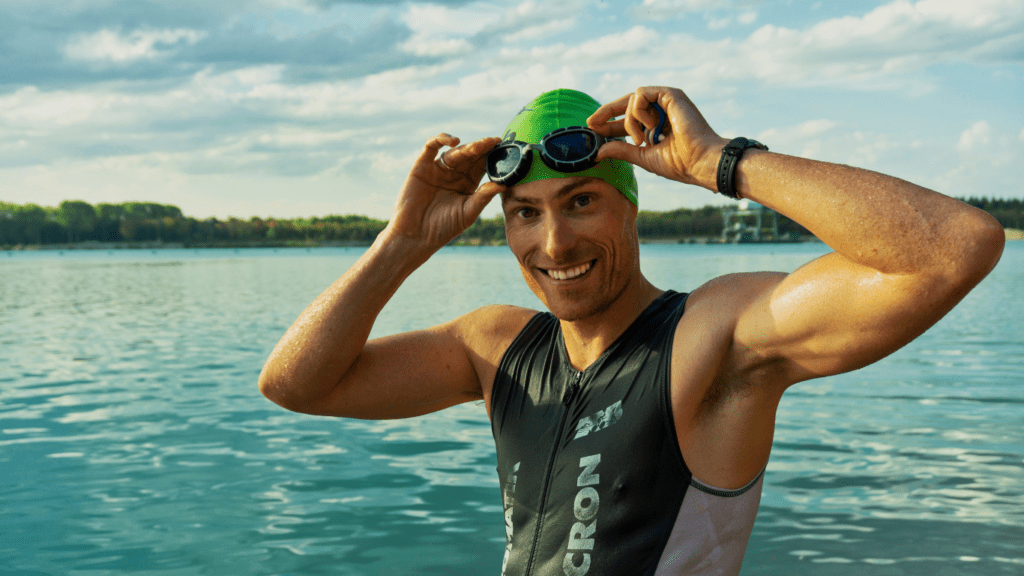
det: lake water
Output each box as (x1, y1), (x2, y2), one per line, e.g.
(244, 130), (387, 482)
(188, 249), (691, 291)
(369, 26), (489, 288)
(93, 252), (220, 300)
(1, 243), (1021, 575)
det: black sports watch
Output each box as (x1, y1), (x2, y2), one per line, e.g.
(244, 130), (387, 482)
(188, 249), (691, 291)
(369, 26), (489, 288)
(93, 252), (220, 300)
(716, 137), (768, 200)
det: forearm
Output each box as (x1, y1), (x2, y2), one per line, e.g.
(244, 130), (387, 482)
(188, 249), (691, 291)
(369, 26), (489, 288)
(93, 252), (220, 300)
(258, 227), (433, 411)
(711, 148), (1003, 276)
(589, 86), (1001, 276)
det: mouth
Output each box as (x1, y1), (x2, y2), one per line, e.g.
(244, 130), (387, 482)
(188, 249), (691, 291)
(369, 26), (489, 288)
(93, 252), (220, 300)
(541, 260), (595, 281)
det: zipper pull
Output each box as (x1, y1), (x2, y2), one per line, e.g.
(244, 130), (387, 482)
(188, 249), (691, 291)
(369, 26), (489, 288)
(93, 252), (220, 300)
(562, 373), (582, 406)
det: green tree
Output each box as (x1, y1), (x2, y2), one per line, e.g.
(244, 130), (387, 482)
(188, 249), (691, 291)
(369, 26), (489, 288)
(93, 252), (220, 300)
(0, 202), (17, 245)
(95, 203), (126, 241)
(16, 204), (48, 245)
(56, 200), (97, 243)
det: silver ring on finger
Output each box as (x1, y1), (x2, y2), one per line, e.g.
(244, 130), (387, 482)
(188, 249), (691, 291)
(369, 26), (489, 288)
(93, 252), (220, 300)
(437, 152), (454, 171)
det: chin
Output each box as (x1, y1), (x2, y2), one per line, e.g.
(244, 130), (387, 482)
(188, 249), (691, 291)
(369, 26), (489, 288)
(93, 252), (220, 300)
(525, 276), (627, 323)
(546, 299), (607, 322)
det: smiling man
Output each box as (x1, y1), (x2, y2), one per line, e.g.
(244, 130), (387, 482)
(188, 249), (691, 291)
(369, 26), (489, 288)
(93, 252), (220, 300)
(259, 87), (1004, 575)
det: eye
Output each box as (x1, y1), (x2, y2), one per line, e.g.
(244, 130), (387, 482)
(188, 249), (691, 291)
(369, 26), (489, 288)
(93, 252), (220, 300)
(515, 207), (536, 219)
(574, 194), (592, 208)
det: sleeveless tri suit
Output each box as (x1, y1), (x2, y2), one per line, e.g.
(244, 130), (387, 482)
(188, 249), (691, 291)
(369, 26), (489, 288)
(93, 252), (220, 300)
(491, 291), (764, 576)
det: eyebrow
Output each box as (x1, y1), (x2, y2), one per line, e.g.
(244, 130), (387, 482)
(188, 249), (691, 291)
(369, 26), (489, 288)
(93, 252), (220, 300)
(503, 177), (599, 206)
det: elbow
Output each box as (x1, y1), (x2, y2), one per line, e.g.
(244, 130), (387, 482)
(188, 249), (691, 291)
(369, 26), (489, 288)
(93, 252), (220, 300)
(963, 209), (1004, 279)
(944, 208), (1004, 288)
(258, 359), (341, 415)
(258, 362), (307, 413)
(258, 364), (287, 408)
(257, 366), (276, 402)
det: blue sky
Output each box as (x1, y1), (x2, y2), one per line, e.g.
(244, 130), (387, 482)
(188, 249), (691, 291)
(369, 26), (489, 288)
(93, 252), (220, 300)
(1, 0), (1021, 220)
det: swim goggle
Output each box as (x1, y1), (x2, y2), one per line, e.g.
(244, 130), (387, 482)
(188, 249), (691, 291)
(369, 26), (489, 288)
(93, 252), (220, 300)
(486, 126), (622, 186)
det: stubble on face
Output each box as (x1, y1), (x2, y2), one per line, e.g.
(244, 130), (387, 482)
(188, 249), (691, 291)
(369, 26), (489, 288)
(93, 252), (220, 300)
(504, 178), (642, 323)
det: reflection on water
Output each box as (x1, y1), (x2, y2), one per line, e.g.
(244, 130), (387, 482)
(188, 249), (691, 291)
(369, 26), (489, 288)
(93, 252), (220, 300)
(1, 244), (1022, 574)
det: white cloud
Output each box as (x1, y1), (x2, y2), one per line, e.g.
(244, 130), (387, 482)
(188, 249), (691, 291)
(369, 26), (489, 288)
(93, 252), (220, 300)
(934, 125), (1024, 197)
(63, 28), (205, 64)
(958, 121), (992, 151)
(844, 130), (906, 167)
(397, 3), (500, 57)
(485, 0), (584, 43)
(634, 0), (718, 18)
(758, 119), (837, 140)
(0, 86), (130, 126)
(502, 18), (576, 43)
(400, 37), (474, 57)
(564, 26), (655, 60)
(708, 10), (757, 30)
(5, 0), (1022, 219)
(755, 119), (839, 160)
(707, 16), (730, 31)
(737, 11), (757, 25)
(675, 0), (1024, 89)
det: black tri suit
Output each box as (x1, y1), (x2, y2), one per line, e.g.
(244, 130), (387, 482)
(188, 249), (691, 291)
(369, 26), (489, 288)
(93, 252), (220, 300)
(491, 290), (763, 576)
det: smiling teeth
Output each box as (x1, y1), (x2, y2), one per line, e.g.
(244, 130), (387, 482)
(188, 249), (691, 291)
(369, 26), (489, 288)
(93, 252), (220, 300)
(548, 262), (592, 280)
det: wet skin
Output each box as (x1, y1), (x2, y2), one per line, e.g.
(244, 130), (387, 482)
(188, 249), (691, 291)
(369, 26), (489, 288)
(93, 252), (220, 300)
(501, 176), (663, 368)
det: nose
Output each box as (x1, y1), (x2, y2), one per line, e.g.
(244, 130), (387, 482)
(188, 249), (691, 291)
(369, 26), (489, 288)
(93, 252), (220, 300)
(543, 212), (577, 262)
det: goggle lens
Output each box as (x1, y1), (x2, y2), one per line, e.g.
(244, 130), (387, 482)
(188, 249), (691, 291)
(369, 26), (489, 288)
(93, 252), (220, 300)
(488, 145), (522, 179)
(546, 131), (597, 162)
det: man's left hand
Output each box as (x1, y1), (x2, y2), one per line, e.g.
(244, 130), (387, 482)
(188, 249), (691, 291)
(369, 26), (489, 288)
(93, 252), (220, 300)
(587, 86), (727, 191)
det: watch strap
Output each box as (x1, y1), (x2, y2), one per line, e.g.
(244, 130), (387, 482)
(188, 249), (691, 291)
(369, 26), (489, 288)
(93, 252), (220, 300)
(716, 137), (768, 200)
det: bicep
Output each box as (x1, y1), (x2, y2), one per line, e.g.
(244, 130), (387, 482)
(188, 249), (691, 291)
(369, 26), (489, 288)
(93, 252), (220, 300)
(735, 252), (962, 385)
(308, 323), (481, 419)
(305, 305), (534, 420)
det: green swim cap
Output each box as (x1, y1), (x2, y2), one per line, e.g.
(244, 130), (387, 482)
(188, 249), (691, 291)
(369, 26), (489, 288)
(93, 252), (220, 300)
(501, 89), (638, 205)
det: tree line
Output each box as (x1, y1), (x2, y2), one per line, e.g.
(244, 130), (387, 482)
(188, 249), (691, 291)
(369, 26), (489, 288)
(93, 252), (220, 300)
(0, 201), (386, 248)
(2, 197), (1022, 248)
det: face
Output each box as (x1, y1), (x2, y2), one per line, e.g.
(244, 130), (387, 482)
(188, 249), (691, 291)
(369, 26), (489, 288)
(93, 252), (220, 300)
(502, 177), (641, 322)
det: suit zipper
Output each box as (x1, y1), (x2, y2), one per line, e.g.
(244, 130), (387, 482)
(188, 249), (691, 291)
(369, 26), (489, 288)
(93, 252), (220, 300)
(524, 370), (583, 575)
(562, 373), (582, 406)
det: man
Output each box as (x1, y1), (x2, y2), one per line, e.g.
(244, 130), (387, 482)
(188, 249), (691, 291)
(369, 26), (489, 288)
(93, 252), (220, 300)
(259, 87), (1004, 575)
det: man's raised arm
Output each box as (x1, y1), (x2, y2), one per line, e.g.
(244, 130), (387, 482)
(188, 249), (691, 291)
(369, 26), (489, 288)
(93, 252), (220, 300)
(590, 86), (1004, 387)
(258, 134), (513, 419)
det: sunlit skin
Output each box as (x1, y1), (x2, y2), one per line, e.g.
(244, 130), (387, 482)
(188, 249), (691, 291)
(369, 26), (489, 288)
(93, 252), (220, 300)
(259, 85), (1004, 495)
(502, 177), (663, 365)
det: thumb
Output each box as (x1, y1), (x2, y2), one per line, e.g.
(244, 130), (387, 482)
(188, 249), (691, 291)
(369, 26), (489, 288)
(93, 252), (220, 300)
(596, 140), (646, 169)
(465, 181), (505, 219)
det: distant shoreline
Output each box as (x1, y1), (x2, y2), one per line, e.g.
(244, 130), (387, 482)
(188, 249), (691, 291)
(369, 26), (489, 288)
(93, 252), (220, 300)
(4, 229), (1020, 252)
(6, 198), (1019, 250)
(4, 237), (822, 251)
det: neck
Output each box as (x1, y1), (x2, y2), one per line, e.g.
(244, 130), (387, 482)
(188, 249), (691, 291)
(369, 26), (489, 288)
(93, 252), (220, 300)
(560, 274), (663, 371)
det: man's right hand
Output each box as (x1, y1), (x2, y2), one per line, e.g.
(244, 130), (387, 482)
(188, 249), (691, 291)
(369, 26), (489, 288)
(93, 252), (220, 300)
(385, 133), (506, 259)
(259, 132), (527, 419)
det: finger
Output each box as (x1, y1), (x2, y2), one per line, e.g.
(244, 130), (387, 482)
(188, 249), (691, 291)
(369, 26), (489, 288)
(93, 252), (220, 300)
(590, 118), (627, 138)
(438, 137), (501, 185)
(635, 89), (670, 144)
(588, 93), (631, 129)
(595, 139), (645, 167)
(445, 136), (501, 164)
(623, 95), (646, 146)
(464, 181), (506, 219)
(419, 133), (461, 166)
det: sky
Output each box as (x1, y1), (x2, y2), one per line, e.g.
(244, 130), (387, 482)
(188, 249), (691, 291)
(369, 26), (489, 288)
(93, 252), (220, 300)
(1, 0), (1022, 220)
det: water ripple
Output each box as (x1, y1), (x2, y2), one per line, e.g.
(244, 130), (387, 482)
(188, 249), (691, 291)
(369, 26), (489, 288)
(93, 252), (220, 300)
(2, 245), (1022, 574)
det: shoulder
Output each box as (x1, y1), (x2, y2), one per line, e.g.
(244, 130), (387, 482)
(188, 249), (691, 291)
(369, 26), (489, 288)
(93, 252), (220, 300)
(449, 304), (541, 363)
(447, 305), (540, 405)
(683, 271), (787, 321)
(671, 271), (789, 402)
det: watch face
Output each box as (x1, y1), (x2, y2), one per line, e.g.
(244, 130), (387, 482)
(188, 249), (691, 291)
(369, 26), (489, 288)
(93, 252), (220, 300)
(726, 137), (749, 152)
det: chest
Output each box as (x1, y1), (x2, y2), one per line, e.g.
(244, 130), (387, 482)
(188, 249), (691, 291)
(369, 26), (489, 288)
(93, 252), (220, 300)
(490, 322), (692, 576)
